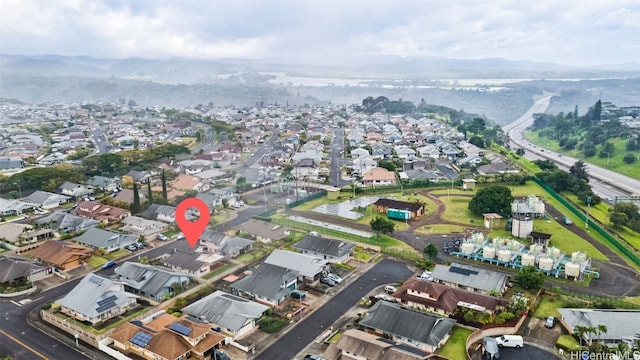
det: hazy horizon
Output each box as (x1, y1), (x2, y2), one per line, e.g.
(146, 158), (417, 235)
(1, 0), (639, 68)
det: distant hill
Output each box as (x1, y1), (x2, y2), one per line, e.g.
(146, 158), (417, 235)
(1, 54), (639, 124)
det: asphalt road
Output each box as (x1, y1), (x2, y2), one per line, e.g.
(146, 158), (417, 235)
(92, 127), (110, 154)
(256, 259), (413, 360)
(329, 128), (351, 187)
(0, 278), (103, 360)
(504, 96), (640, 197)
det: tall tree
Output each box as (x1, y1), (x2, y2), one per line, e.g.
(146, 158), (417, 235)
(161, 169), (168, 201)
(147, 179), (153, 205)
(370, 217), (395, 235)
(468, 185), (513, 217)
(569, 160), (589, 182)
(132, 182), (141, 213)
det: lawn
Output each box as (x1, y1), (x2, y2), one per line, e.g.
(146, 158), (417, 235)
(532, 295), (564, 319)
(211, 209), (230, 225)
(88, 255), (108, 268)
(352, 246), (376, 262)
(416, 224), (469, 235)
(202, 263), (234, 280)
(162, 229), (178, 238)
(438, 326), (473, 360)
(104, 248), (129, 260)
(556, 334), (580, 351)
(440, 196), (483, 225)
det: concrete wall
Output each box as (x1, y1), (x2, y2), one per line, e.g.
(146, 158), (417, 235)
(465, 312), (528, 359)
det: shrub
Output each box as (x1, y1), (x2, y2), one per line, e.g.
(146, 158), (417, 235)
(259, 316), (288, 333)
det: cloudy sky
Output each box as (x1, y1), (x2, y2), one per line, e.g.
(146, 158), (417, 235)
(1, 0), (639, 66)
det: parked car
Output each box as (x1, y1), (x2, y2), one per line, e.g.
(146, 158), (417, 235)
(326, 273), (342, 284)
(125, 245), (138, 251)
(101, 260), (116, 269)
(495, 335), (523, 348)
(156, 234), (168, 241)
(545, 316), (555, 328)
(135, 242), (146, 249)
(482, 337), (500, 359)
(320, 277), (336, 287)
(384, 285), (397, 293)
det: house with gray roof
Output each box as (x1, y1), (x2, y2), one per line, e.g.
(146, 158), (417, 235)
(162, 249), (224, 277)
(57, 274), (137, 325)
(182, 290), (269, 339)
(124, 170), (151, 183)
(328, 329), (431, 360)
(35, 211), (99, 234)
(141, 204), (176, 223)
(0, 157), (24, 171)
(86, 175), (121, 192)
(0, 197), (35, 216)
(264, 249), (329, 282)
(120, 216), (169, 238)
(0, 255), (50, 286)
(293, 234), (355, 262)
(402, 168), (441, 182)
(24, 191), (71, 209)
(115, 262), (191, 301)
(359, 301), (456, 353)
(75, 228), (138, 253)
(231, 263), (298, 306)
(219, 237), (254, 258)
(430, 263), (509, 295)
(57, 182), (93, 198)
(559, 308), (640, 347)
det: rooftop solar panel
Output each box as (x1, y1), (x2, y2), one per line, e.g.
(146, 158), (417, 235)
(130, 331), (152, 347)
(169, 323), (193, 336)
(449, 265), (478, 276)
(95, 301), (116, 314)
(97, 295), (118, 306)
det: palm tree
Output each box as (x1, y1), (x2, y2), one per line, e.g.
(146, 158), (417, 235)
(574, 325), (588, 347)
(596, 324), (607, 345)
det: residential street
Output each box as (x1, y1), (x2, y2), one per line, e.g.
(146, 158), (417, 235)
(255, 258), (413, 360)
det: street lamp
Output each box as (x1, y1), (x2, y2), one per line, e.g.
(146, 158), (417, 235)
(602, 151), (610, 167)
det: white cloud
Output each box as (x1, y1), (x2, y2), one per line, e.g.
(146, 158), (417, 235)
(1, 0), (638, 66)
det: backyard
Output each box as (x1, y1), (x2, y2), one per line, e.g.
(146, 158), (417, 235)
(437, 326), (473, 360)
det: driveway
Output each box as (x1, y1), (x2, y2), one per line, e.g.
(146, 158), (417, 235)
(255, 259), (413, 360)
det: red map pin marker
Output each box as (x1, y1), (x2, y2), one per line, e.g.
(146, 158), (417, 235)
(175, 198), (210, 248)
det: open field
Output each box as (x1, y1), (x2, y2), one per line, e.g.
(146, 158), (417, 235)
(440, 196), (483, 225)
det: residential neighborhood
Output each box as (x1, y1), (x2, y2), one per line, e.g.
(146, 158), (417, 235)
(1, 98), (639, 360)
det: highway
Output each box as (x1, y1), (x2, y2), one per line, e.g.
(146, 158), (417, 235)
(503, 96), (638, 201)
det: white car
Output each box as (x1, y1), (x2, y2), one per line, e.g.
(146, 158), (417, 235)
(326, 273), (342, 284)
(384, 285), (397, 293)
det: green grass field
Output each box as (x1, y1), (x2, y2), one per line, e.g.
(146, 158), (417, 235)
(438, 326), (473, 360)
(440, 196), (483, 225)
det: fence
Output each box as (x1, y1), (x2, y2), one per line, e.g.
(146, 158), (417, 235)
(532, 177), (640, 267)
(285, 190), (327, 209)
